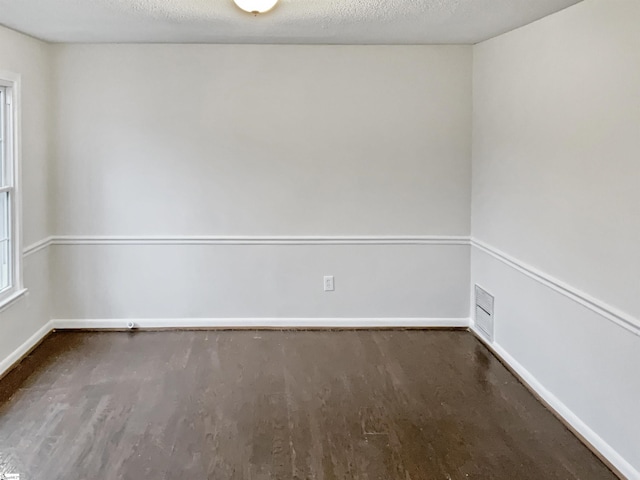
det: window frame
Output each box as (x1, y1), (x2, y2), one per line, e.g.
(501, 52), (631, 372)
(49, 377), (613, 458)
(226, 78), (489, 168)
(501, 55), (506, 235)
(0, 71), (25, 311)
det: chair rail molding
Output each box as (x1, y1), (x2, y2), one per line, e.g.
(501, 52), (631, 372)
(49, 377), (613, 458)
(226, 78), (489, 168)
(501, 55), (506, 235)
(471, 238), (640, 337)
(46, 235), (471, 246)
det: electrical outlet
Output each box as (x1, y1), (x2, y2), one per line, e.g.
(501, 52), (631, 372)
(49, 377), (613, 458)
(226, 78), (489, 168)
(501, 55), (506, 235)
(324, 275), (335, 292)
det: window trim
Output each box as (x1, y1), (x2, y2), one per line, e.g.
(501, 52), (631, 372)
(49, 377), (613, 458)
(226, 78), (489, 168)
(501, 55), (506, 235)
(0, 71), (25, 310)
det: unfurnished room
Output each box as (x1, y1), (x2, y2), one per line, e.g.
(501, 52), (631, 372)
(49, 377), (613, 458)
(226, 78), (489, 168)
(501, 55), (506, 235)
(0, 0), (638, 478)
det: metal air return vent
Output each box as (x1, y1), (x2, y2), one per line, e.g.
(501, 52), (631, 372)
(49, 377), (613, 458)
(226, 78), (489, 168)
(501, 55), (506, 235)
(475, 285), (494, 341)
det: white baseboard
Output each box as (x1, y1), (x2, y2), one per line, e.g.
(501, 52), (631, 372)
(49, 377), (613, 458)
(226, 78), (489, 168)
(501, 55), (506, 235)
(52, 317), (471, 330)
(0, 320), (54, 379)
(470, 324), (637, 480)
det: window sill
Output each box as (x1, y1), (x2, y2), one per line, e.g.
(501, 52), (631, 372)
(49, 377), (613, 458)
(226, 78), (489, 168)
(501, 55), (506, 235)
(0, 288), (28, 313)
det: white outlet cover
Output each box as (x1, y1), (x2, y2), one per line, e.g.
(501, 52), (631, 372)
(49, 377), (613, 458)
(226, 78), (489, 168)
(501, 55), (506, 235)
(324, 276), (335, 292)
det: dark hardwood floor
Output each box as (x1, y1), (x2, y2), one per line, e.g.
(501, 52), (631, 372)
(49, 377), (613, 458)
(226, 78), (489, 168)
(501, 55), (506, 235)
(0, 330), (615, 479)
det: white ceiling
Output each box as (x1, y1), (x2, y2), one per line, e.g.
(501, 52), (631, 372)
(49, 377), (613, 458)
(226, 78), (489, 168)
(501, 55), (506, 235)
(0, 0), (582, 44)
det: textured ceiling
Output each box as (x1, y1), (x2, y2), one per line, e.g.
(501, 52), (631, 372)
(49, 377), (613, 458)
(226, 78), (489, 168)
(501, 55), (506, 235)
(0, 0), (582, 44)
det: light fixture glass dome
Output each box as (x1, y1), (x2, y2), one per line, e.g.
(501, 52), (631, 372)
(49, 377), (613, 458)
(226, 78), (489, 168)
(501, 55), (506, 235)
(233, 0), (279, 14)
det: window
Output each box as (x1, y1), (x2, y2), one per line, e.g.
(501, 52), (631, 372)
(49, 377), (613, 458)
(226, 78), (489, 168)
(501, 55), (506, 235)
(0, 74), (23, 307)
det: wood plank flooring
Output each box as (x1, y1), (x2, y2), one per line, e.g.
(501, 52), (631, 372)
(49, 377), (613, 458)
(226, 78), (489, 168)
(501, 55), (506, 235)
(0, 330), (616, 479)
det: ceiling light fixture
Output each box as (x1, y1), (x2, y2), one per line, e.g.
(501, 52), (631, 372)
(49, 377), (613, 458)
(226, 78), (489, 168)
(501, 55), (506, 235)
(233, 0), (279, 15)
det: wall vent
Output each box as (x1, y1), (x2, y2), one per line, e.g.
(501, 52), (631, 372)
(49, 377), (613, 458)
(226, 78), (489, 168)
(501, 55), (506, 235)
(474, 285), (494, 341)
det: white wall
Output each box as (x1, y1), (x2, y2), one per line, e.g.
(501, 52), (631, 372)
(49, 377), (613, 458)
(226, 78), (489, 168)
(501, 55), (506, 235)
(51, 44), (472, 320)
(472, 1), (640, 477)
(0, 26), (52, 368)
(53, 45), (471, 237)
(51, 243), (469, 321)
